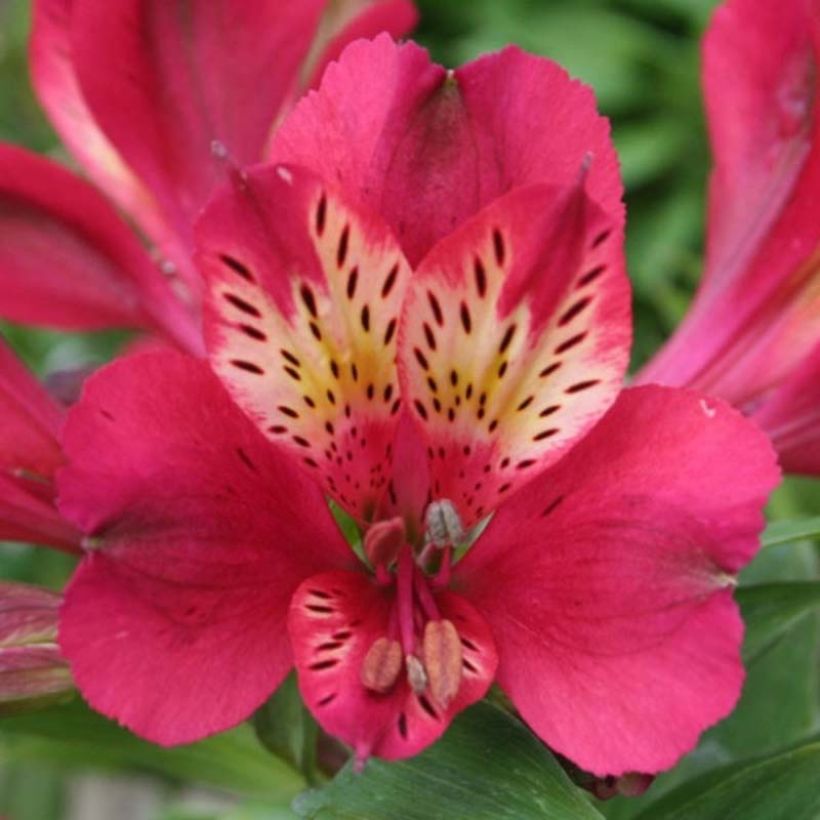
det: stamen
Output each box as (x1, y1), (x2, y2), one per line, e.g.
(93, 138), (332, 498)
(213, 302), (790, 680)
(432, 547), (452, 589)
(397, 548), (416, 655)
(405, 653), (428, 694)
(425, 499), (465, 548)
(413, 566), (441, 622)
(363, 517), (405, 569)
(361, 637), (403, 693)
(422, 619), (463, 709)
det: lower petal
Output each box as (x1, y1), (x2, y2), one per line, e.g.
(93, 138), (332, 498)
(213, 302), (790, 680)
(60, 552), (296, 744)
(455, 386), (779, 775)
(288, 569), (496, 762)
(57, 352), (351, 744)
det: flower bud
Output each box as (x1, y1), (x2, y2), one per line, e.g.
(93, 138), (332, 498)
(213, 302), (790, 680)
(0, 582), (73, 715)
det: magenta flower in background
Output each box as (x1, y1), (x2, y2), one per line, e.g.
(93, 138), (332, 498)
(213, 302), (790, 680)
(0, 337), (80, 552)
(0, 344), (76, 709)
(54, 51), (778, 773)
(638, 0), (820, 475)
(0, 0), (416, 350)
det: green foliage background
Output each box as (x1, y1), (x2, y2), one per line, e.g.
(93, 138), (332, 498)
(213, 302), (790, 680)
(0, 0), (818, 818)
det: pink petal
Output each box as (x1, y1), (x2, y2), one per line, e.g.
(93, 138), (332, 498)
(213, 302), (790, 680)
(306, 0), (419, 90)
(0, 144), (198, 350)
(702, 0), (817, 297)
(398, 183), (630, 525)
(58, 351), (351, 744)
(0, 339), (79, 550)
(200, 164), (412, 521)
(754, 341), (820, 474)
(0, 337), (64, 478)
(455, 386), (780, 775)
(270, 36), (622, 265)
(288, 569), (496, 761)
(30, 0), (173, 261)
(639, 0), (820, 412)
(69, 0), (327, 250)
(0, 473), (80, 551)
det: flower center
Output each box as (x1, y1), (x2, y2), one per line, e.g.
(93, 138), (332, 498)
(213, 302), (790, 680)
(359, 501), (466, 709)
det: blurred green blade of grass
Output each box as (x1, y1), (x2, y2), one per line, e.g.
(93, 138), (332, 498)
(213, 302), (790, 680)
(1, 699), (304, 800)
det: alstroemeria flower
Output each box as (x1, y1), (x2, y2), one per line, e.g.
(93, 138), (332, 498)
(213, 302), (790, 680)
(0, 0), (415, 348)
(56, 161), (778, 777)
(638, 0), (820, 475)
(0, 336), (80, 552)
(0, 581), (72, 714)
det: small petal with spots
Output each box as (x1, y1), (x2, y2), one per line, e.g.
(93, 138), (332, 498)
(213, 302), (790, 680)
(399, 183), (630, 524)
(288, 569), (496, 761)
(200, 164), (413, 521)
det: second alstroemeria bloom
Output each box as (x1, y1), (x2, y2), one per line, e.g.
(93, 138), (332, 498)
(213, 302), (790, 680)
(0, 337), (80, 552)
(57, 156), (778, 777)
(0, 0), (415, 349)
(638, 0), (820, 474)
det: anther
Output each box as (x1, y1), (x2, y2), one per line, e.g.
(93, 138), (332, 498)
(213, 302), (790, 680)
(405, 654), (428, 694)
(363, 517), (405, 569)
(422, 619), (462, 708)
(361, 637), (402, 693)
(210, 139), (229, 159)
(425, 499), (465, 548)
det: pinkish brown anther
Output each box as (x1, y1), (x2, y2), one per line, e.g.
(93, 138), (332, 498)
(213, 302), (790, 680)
(364, 517), (406, 568)
(422, 619), (463, 709)
(360, 637), (402, 694)
(405, 653), (428, 694)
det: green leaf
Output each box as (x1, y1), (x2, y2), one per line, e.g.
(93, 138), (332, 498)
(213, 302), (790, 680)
(634, 740), (820, 820)
(738, 582), (820, 663)
(254, 672), (321, 785)
(0, 759), (64, 820)
(704, 558), (818, 761)
(0, 699), (303, 800)
(761, 516), (820, 549)
(464, 5), (671, 114)
(293, 701), (602, 820)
